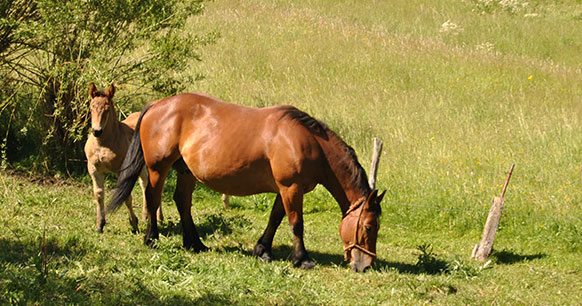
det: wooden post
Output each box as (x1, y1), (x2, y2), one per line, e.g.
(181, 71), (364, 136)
(222, 194), (230, 209)
(368, 137), (383, 190)
(472, 164), (514, 262)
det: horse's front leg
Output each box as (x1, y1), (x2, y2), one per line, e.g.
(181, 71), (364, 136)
(253, 194), (285, 261)
(280, 184), (315, 269)
(174, 171), (208, 252)
(88, 166), (106, 233)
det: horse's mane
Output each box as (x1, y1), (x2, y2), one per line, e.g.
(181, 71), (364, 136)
(280, 106), (371, 198)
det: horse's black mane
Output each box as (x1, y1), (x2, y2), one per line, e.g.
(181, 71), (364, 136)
(280, 106), (372, 200)
(280, 106), (327, 138)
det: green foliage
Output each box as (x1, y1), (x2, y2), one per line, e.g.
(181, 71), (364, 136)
(0, 0), (213, 174)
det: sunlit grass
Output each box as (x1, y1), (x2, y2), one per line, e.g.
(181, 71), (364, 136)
(2, 0), (582, 304)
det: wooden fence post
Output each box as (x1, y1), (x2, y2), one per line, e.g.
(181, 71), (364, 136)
(368, 137), (383, 190)
(472, 164), (514, 262)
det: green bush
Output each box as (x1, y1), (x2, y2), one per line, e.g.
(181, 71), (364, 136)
(0, 0), (214, 174)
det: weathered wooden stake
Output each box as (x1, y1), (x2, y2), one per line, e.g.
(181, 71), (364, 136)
(472, 164), (514, 262)
(368, 137), (383, 190)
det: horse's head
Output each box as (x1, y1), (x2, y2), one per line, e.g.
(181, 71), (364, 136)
(88, 83), (116, 137)
(340, 190), (385, 272)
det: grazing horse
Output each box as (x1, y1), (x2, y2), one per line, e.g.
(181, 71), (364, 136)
(84, 83), (163, 233)
(107, 93), (385, 272)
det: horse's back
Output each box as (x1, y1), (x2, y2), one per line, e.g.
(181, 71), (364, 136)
(121, 112), (141, 130)
(140, 93), (324, 195)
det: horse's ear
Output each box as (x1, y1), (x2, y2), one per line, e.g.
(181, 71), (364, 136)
(89, 83), (97, 98)
(366, 189), (378, 204)
(106, 84), (115, 99)
(364, 190), (378, 211)
(376, 190), (386, 204)
(365, 190), (385, 213)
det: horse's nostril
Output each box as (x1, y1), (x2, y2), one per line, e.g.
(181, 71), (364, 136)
(93, 129), (103, 137)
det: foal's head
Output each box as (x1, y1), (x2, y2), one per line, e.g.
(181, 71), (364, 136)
(339, 190), (385, 272)
(88, 83), (116, 137)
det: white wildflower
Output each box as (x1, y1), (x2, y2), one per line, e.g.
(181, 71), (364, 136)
(524, 13), (539, 18)
(440, 20), (463, 35)
(475, 42), (495, 53)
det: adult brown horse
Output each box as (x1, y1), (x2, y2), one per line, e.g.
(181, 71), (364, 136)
(107, 92), (385, 272)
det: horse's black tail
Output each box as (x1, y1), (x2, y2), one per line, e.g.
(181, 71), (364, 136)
(106, 103), (154, 214)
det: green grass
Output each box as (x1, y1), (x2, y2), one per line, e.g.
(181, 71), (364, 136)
(3, 0), (582, 304)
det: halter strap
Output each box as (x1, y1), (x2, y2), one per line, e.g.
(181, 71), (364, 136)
(343, 197), (376, 260)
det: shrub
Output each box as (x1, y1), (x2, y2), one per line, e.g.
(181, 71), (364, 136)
(0, 0), (214, 174)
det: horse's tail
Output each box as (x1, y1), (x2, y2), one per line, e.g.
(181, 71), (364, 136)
(106, 103), (154, 214)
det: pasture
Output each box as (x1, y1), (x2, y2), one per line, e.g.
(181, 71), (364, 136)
(2, 0), (582, 304)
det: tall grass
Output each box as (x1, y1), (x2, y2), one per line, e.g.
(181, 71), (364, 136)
(2, 0), (582, 304)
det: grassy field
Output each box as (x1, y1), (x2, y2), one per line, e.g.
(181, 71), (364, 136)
(2, 0), (582, 304)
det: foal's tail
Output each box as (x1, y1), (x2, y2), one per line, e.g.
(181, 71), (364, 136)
(106, 103), (154, 214)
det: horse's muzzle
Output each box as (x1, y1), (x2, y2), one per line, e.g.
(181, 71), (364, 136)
(92, 129), (103, 137)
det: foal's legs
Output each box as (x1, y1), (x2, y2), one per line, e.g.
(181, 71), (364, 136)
(253, 194), (285, 261)
(173, 171), (208, 252)
(280, 184), (315, 269)
(89, 165), (106, 233)
(123, 194), (139, 233)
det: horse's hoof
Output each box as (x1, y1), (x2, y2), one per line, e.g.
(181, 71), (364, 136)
(252, 243), (273, 261)
(96, 219), (106, 233)
(144, 238), (158, 248)
(299, 260), (316, 270)
(184, 241), (210, 253)
(193, 244), (210, 253)
(130, 222), (139, 234)
(293, 254), (315, 269)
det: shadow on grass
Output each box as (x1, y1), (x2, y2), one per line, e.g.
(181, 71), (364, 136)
(0, 236), (88, 265)
(491, 249), (546, 264)
(0, 238), (92, 304)
(0, 238), (235, 305)
(158, 212), (252, 239)
(215, 244), (450, 275)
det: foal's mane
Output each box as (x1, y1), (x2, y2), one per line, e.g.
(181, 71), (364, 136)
(91, 90), (109, 98)
(280, 106), (371, 197)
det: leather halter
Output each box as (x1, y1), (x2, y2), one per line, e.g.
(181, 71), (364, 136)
(343, 197), (377, 261)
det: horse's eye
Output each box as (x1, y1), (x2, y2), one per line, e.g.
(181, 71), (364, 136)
(364, 225), (371, 231)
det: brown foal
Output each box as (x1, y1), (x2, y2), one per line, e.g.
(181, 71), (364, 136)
(84, 83), (162, 233)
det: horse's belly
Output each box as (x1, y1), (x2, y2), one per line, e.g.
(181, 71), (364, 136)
(192, 158), (278, 196)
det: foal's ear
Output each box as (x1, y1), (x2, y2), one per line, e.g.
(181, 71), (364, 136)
(106, 84), (115, 99)
(89, 83), (98, 98)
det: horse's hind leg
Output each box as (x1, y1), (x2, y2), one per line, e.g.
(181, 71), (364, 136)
(138, 167), (149, 221)
(124, 194), (139, 233)
(143, 168), (169, 246)
(139, 166), (164, 222)
(89, 166), (106, 233)
(253, 194), (285, 261)
(174, 170), (208, 252)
